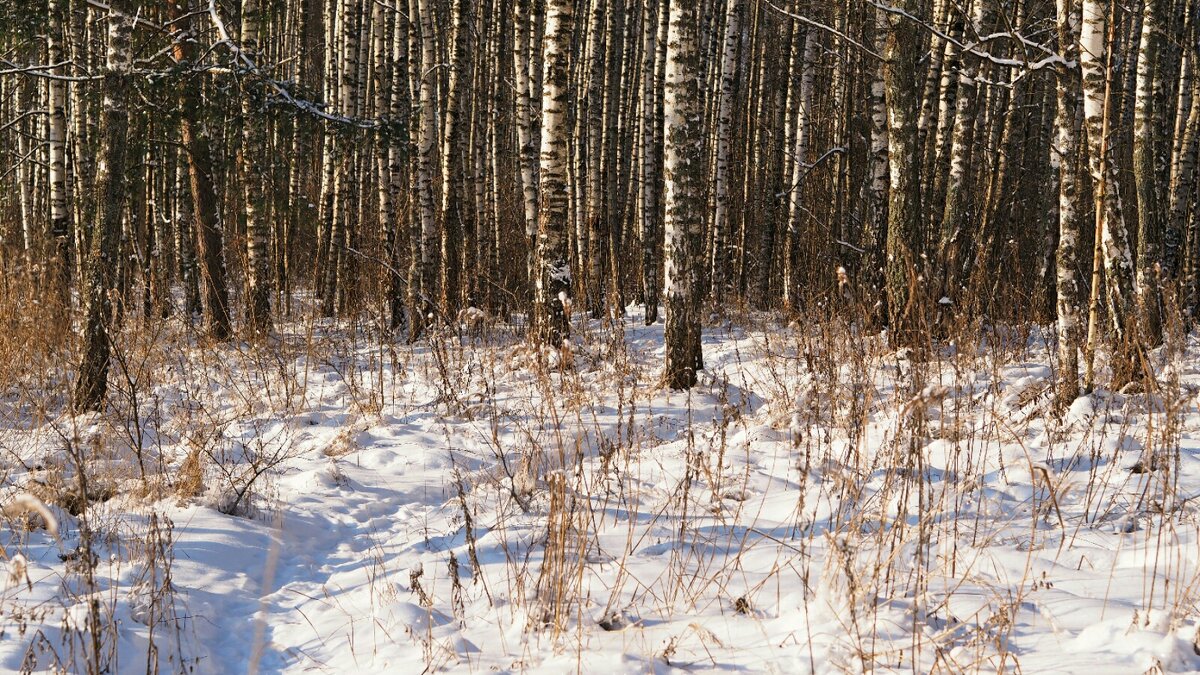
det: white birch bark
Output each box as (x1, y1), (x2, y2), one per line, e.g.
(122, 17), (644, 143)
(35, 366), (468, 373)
(640, 0), (665, 325)
(782, 25), (818, 308)
(1133, 0), (1165, 344)
(1080, 0), (1140, 382)
(534, 0), (574, 346)
(75, 0), (133, 411)
(240, 0), (272, 333)
(513, 0), (541, 253)
(48, 0), (71, 308)
(439, 0), (473, 316)
(709, 0), (742, 299)
(663, 0), (704, 388)
(884, 0), (926, 347)
(1054, 0), (1084, 405)
(938, 0), (989, 299)
(861, 7), (890, 314)
(408, 0), (439, 340)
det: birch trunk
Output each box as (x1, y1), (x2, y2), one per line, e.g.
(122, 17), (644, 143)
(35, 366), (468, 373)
(387, 2), (410, 330)
(534, 0), (574, 346)
(861, 7), (889, 319)
(173, 146), (202, 316)
(1134, 0), (1165, 345)
(1166, 4), (1196, 278)
(884, 0), (926, 348)
(409, 0), (439, 340)
(709, 0), (742, 300)
(370, 0), (395, 322)
(515, 0), (545, 290)
(782, 24), (818, 309)
(440, 0), (474, 318)
(1055, 0), (1085, 405)
(241, 0), (272, 333)
(938, 0), (989, 303)
(662, 0), (704, 388)
(1081, 0), (1140, 385)
(640, 0), (666, 325)
(48, 0), (71, 312)
(75, 0), (132, 411)
(582, 0), (606, 315)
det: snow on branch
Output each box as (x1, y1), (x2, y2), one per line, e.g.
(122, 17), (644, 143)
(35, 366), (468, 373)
(867, 0), (1074, 75)
(763, 1), (882, 60)
(207, 0), (380, 129)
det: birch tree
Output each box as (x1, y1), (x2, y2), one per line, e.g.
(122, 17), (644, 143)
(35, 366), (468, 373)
(781, 22), (818, 310)
(533, 0), (574, 347)
(47, 0), (70, 313)
(1133, 0), (1165, 345)
(1054, 0), (1084, 405)
(1166, 2), (1196, 281)
(75, 0), (133, 411)
(861, 8), (889, 316)
(640, 0), (665, 325)
(1080, 0), (1140, 384)
(709, 0), (742, 300)
(241, 0), (272, 334)
(409, 0), (439, 341)
(514, 0), (544, 286)
(883, 0), (927, 348)
(662, 0), (704, 388)
(440, 0), (474, 317)
(938, 0), (990, 303)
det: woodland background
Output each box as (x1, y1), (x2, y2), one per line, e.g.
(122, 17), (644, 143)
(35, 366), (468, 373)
(2, 0), (1195, 402)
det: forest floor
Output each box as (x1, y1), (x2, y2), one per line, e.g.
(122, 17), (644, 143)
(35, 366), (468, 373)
(3, 304), (1200, 673)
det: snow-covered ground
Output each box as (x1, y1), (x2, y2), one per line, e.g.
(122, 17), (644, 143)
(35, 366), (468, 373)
(4, 307), (1200, 673)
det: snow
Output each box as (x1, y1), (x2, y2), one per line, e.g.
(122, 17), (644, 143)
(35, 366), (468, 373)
(4, 309), (1200, 673)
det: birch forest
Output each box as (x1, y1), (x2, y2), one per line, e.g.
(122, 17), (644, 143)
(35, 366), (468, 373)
(3, 0), (1200, 672)
(4, 0), (1200, 400)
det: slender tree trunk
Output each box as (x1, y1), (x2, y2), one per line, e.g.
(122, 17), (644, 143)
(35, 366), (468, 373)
(782, 22), (818, 309)
(1176, 82), (1200, 309)
(371, 0), (393, 308)
(315, 0), (338, 303)
(662, 0), (704, 388)
(440, 0), (474, 317)
(861, 7), (889, 320)
(641, 0), (666, 325)
(917, 0), (951, 158)
(581, 0), (606, 316)
(883, 0), (926, 348)
(1166, 4), (1196, 279)
(173, 146), (203, 316)
(1134, 0), (1165, 345)
(600, 0), (627, 315)
(515, 0), (545, 290)
(709, 0), (742, 301)
(386, 2), (410, 330)
(925, 17), (963, 234)
(938, 0), (989, 304)
(1081, 0), (1140, 386)
(48, 0), (71, 314)
(1055, 0), (1084, 406)
(409, 0), (439, 340)
(241, 0), (272, 334)
(68, 0), (94, 276)
(16, 81), (34, 268)
(75, 0), (133, 412)
(171, 0), (232, 341)
(534, 0), (575, 347)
